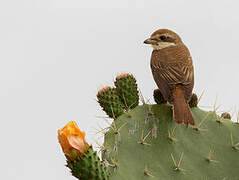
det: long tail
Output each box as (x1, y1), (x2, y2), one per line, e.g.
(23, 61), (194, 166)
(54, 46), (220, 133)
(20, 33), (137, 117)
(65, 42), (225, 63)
(172, 85), (195, 125)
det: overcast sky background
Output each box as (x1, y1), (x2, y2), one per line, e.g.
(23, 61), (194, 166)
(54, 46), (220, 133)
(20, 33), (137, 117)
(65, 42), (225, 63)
(0, 0), (239, 179)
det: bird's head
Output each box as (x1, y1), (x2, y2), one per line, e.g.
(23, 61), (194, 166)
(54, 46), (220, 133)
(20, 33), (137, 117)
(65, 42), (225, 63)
(144, 29), (183, 50)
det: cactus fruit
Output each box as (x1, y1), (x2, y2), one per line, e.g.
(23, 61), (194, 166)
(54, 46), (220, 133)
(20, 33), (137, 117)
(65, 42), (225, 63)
(97, 73), (139, 118)
(114, 73), (139, 109)
(189, 93), (198, 108)
(97, 86), (124, 119)
(153, 89), (167, 104)
(221, 112), (232, 120)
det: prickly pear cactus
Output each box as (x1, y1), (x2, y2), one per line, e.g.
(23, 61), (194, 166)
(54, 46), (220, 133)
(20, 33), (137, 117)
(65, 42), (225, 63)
(58, 72), (239, 180)
(98, 73), (239, 180)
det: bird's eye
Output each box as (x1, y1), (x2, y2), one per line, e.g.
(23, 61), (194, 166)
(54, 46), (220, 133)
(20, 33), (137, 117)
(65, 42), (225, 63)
(160, 35), (167, 40)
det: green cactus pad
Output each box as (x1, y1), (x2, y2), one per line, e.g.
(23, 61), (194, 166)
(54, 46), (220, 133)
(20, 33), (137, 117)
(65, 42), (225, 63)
(114, 73), (139, 109)
(189, 93), (198, 108)
(67, 146), (109, 180)
(103, 104), (239, 180)
(153, 89), (167, 104)
(97, 86), (124, 119)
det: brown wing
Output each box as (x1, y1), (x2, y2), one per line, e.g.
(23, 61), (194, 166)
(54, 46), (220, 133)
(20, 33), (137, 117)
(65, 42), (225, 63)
(150, 46), (194, 103)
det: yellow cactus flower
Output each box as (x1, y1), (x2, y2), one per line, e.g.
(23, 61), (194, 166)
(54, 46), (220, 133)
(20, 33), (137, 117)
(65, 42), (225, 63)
(58, 121), (89, 158)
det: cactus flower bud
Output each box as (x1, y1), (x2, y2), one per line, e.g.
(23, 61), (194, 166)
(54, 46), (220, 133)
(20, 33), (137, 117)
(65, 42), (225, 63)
(58, 121), (89, 158)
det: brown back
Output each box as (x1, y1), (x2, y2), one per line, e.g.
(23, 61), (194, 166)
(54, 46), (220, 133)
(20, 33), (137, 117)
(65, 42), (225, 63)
(150, 44), (194, 103)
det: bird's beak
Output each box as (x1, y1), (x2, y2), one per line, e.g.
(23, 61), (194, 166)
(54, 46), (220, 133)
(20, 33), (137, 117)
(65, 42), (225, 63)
(144, 38), (157, 45)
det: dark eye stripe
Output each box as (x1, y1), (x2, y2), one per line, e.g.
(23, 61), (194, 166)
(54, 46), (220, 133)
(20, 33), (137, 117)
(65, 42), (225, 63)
(151, 38), (158, 41)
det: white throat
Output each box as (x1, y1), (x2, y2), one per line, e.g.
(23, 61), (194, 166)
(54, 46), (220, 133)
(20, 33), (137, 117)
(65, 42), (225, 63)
(152, 42), (176, 50)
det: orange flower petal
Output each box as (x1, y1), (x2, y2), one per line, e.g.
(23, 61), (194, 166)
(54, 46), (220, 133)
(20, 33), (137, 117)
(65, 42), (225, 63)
(58, 121), (88, 157)
(67, 135), (85, 153)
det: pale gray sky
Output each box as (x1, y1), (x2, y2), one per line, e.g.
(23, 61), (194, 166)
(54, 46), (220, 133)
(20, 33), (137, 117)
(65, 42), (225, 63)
(0, 0), (239, 179)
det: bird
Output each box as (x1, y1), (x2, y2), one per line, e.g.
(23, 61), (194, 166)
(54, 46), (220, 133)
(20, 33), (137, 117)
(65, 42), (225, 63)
(144, 29), (195, 125)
